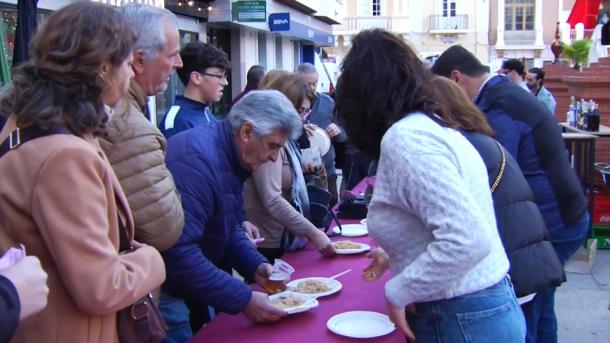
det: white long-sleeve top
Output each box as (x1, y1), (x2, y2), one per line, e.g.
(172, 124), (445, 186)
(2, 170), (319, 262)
(368, 112), (509, 308)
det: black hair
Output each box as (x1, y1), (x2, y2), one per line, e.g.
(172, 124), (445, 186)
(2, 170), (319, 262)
(502, 59), (526, 77)
(246, 65), (265, 86)
(431, 45), (489, 78)
(335, 29), (463, 159)
(177, 41), (231, 86)
(528, 67), (545, 83)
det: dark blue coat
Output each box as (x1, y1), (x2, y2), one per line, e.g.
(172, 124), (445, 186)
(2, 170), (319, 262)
(159, 95), (216, 139)
(475, 75), (586, 233)
(0, 275), (19, 342)
(462, 132), (565, 297)
(162, 120), (267, 314)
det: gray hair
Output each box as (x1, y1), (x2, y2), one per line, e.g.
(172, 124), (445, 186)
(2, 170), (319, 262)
(120, 3), (177, 60)
(228, 90), (302, 140)
(295, 63), (318, 76)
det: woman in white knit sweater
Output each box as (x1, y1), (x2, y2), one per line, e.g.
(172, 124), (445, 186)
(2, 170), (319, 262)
(334, 29), (525, 342)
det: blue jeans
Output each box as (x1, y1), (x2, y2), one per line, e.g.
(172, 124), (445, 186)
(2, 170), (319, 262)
(521, 211), (589, 343)
(159, 292), (192, 343)
(406, 277), (526, 342)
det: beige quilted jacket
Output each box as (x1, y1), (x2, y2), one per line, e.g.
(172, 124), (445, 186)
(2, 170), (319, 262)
(99, 81), (184, 252)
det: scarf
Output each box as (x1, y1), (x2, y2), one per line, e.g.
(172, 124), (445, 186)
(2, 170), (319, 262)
(284, 139), (310, 251)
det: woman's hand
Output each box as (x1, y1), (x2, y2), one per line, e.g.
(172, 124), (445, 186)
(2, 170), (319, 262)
(309, 230), (335, 257)
(304, 124), (317, 137)
(362, 247), (389, 282)
(386, 297), (416, 342)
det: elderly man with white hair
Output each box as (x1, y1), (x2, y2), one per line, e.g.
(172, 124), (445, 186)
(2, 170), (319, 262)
(161, 90), (303, 341)
(99, 3), (184, 252)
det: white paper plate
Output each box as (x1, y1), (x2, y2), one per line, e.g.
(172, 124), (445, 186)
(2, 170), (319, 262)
(333, 241), (371, 254)
(331, 224), (368, 237)
(360, 218), (367, 225)
(309, 126), (331, 155)
(287, 277), (342, 298)
(327, 311), (395, 338)
(268, 291), (319, 314)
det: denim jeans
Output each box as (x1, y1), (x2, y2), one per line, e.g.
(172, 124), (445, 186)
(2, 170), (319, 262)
(405, 277), (526, 342)
(521, 211), (589, 343)
(159, 292), (192, 343)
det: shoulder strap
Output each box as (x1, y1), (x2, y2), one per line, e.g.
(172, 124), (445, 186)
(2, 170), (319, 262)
(491, 140), (506, 193)
(0, 124), (73, 159)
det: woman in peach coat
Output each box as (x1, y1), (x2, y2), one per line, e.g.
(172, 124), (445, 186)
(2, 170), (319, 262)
(0, 3), (165, 342)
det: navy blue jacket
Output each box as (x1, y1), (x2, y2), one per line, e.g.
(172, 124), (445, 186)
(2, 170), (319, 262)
(159, 95), (216, 139)
(162, 120), (267, 314)
(308, 92), (346, 176)
(476, 75), (586, 232)
(0, 275), (19, 342)
(462, 132), (565, 297)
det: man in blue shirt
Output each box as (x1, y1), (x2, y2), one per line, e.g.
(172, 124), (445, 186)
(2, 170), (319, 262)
(159, 41), (230, 139)
(526, 67), (557, 116)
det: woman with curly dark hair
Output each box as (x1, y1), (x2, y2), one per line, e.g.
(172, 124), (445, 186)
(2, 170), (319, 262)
(0, 2), (165, 342)
(336, 29), (525, 342)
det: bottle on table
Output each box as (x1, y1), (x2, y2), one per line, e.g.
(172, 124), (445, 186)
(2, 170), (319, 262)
(588, 101), (600, 131)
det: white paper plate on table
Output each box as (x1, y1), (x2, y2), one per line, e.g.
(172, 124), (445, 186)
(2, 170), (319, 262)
(331, 224), (368, 237)
(268, 291), (319, 314)
(327, 311), (395, 338)
(360, 218), (367, 225)
(333, 241), (371, 254)
(308, 126), (331, 155)
(287, 277), (342, 298)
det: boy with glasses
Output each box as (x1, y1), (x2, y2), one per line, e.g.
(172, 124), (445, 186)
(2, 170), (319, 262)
(160, 41), (230, 139)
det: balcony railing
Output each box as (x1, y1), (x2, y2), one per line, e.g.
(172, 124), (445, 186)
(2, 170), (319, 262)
(569, 29), (594, 41)
(504, 30), (536, 46)
(334, 16), (410, 33)
(428, 15), (468, 32)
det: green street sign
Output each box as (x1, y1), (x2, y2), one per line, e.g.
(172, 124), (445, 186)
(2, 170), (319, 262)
(232, 0), (266, 22)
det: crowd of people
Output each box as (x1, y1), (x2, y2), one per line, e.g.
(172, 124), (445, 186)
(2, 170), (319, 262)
(0, 2), (588, 343)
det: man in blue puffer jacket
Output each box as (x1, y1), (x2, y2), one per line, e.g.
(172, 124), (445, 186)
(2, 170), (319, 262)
(433, 46), (589, 343)
(160, 90), (303, 342)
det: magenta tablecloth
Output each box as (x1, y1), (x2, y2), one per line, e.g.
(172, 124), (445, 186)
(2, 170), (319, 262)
(190, 178), (402, 343)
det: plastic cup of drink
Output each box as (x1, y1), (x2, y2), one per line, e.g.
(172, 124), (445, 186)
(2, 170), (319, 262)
(263, 272), (288, 294)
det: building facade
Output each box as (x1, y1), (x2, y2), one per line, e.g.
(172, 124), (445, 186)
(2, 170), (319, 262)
(208, 0), (343, 111)
(489, 0), (576, 70)
(330, 0), (490, 66)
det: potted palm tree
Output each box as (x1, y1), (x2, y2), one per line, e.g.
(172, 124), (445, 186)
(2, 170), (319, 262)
(562, 39), (592, 71)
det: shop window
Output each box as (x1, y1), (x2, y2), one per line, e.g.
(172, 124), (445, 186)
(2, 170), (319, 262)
(0, 6), (49, 83)
(153, 30), (198, 126)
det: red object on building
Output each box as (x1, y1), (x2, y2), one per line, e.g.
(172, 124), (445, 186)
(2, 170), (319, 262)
(567, 0), (602, 29)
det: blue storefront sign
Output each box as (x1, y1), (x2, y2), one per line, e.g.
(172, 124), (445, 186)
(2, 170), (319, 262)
(269, 13), (290, 32)
(270, 17), (334, 46)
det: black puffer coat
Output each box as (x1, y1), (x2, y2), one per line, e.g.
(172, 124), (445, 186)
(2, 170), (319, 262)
(462, 131), (565, 297)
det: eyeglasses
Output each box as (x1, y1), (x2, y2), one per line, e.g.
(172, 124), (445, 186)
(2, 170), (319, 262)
(200, 71), (227, 81)
(299, 108), (312, 118)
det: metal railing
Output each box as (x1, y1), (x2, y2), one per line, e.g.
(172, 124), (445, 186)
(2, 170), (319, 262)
(569, 29), (594, 41)
(334, 16), (409, 33)
(504, 30), (536, 45)
(428, 14), (468, 31)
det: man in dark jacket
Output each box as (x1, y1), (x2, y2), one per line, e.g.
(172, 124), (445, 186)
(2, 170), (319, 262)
(296, 63), (347, 206)
(161, 90), (302, 340)
(159, 41), (230, 139)
(433, 45), (589, 343)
